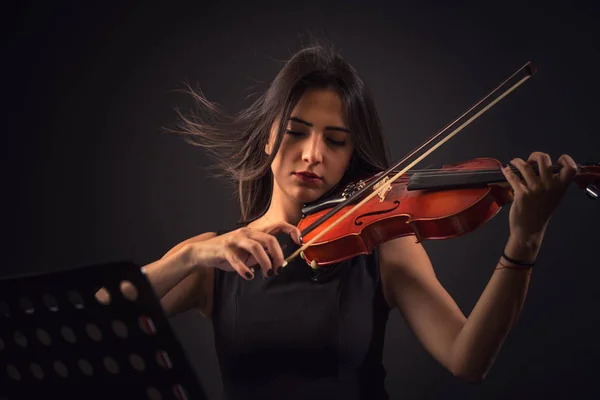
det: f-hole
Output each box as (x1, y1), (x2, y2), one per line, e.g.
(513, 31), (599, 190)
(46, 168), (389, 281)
(355, 201), (400, 226)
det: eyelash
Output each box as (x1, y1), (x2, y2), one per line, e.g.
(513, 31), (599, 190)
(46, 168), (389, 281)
(285, 130), (346, 147)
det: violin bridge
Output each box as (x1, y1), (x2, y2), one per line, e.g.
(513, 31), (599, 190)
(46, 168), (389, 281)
(373, 176), (392, 202)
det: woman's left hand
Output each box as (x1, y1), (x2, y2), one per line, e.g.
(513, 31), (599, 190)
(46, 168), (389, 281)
(501, 151), (578, 249)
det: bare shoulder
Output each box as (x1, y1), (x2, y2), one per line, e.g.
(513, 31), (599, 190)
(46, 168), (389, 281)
(163, 231), (218, 319)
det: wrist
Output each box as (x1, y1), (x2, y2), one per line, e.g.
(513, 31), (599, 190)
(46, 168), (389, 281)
(179, 243), (201, 273)
(505, 234), (541, 263)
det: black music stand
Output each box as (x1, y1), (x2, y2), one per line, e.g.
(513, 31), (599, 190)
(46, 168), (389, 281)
(0, 261), (208, 400)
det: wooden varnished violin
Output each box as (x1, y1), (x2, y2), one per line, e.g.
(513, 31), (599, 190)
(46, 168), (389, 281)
(275, 62), (599, 272)
(295, 158), (599, 267)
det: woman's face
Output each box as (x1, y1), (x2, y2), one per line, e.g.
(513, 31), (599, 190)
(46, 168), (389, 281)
(266, 88), (354, 205)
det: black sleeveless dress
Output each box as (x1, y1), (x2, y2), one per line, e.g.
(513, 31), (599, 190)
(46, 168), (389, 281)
(211, 228), (392, 400)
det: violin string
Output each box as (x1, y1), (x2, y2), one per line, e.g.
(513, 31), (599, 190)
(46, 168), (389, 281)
(384, 163), (585, 177)
(397, 168), (546, 178)
(377, 165), (561, 180)
(367, 163), (559, 175)
(408, 165), (583, 179)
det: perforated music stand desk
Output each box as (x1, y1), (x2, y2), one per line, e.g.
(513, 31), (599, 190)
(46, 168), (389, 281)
(0, 261), (208, 400)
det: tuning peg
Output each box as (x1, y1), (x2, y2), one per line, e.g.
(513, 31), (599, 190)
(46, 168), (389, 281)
(585, 184), (599, 200)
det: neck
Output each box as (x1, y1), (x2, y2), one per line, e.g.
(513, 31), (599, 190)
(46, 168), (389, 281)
(250, 181), (304, 228)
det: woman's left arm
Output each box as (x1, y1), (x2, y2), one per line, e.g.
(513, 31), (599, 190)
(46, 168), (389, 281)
(379, 152), (578, 382)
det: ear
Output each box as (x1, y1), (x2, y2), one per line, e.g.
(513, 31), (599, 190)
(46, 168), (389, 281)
(265, 141), (271, 155)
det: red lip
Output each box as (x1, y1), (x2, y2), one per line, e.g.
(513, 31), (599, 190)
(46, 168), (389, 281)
(294, 171), (322, 179)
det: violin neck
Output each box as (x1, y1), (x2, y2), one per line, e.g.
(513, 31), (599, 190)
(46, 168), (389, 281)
(406, 164), (563, 191)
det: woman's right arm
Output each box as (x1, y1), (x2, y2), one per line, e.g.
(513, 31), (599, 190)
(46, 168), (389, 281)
(95, 232), (217, 319)
(96, 222), (301, 318)
(152, 232), (217, 318)
(155, 224), (298, 318)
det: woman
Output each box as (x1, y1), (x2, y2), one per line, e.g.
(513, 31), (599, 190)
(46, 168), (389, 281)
(138, 43), (578, 399)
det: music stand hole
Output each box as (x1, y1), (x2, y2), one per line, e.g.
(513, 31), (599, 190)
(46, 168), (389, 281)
(53, 361), (69, 378)
(129, 353), (146, 372)
(85, 323), (102, 342)
(13, 331), (27, 348)
(103, 357), (120, 374)
(29, 363), (44, 379)
(0, 300), (9, 317)
(78, 359), (94, 376)
(36, 328), (52, 346)
(138, 316), (156, 335)
(156, 350), (173, 369)
(111, 320), (129, 338)
(67, 291), (85, 309)
(61, 326), (77, 344)
(7, 365), (21, 381)
(42, 294), (59, 312)
(94, 287), (111, 305)
(120, 280), (138, 301)
(19, 297), (34, 314)
(173, 384), (189, 400)
(146, 387), (163, 400)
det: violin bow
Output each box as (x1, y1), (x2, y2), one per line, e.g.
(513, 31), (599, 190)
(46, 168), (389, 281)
(284, 62), (537, 268)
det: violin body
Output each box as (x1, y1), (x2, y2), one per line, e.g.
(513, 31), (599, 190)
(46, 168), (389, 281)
(297, 158), (599, 267)
(298, 158), (511, 266)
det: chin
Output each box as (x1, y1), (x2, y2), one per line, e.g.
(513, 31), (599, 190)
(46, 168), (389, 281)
(289, 187), (327, 205)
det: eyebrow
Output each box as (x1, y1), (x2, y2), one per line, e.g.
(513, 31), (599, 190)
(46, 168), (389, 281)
(289, 116), (350, 133)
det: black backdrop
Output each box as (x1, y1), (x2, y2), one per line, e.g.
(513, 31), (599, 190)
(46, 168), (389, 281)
(2, 1), (599, 399)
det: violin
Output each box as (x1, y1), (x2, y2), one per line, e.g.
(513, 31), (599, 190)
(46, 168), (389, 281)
(276, 62), (600, 272)
(294, 158), (599, 268)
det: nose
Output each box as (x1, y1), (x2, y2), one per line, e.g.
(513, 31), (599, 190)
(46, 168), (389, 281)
(302, 134), (324, 165)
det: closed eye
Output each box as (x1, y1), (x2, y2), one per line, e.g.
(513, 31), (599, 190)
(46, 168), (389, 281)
(285, 130), (346, 147)
(285, 130), (305, 137)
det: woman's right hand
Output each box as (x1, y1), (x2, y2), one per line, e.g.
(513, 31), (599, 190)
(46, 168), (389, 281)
(189, 222), (301, 280)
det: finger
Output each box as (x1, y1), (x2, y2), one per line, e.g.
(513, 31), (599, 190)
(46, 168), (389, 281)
(246, 230), (284, 275)
(266, 221), (302, 245)
(556, 154), (578, 184)
(236, 237), (273, 277)
(225, 252), (255, 280)
(528, 152), (553, 187)
(265, 235), (286, 274)
(510, 158), (538, 190)
(501, 162), (526, 194)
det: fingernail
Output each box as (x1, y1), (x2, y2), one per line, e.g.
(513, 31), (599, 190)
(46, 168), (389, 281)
(245, 272), (253, 279)
(267, 269), (274, 278)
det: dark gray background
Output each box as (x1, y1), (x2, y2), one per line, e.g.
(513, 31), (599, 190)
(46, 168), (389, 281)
(2, 1), (599, 399)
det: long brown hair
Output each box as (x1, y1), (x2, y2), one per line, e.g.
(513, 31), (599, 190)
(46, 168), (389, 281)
(171, 41), (391, 225)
